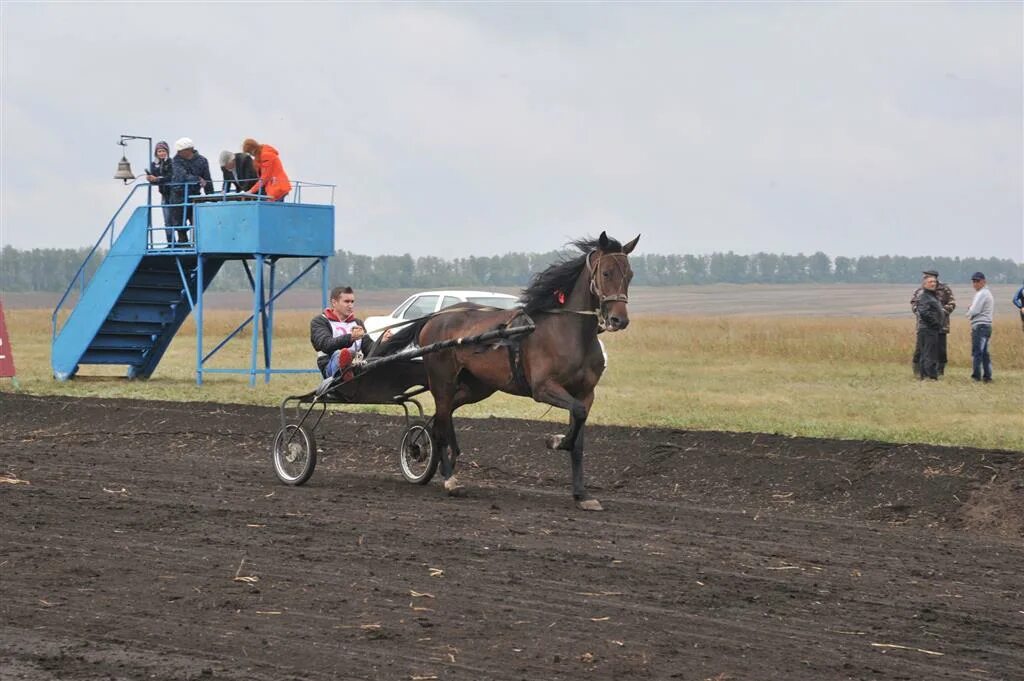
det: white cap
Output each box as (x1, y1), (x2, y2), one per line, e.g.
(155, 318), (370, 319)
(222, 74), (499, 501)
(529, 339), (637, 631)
(174, 137), (194, 152)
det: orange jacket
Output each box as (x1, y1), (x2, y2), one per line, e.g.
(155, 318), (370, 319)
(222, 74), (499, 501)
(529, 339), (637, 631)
(249, 144), (292, 201)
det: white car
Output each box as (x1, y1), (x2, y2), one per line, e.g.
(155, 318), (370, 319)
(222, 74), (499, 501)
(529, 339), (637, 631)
(364, 290), (520, 340)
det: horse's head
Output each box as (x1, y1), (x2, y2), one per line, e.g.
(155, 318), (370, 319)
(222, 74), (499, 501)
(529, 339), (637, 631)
(588, 231), (640, 331)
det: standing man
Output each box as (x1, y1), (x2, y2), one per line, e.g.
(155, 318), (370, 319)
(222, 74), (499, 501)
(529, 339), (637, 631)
(169, 138), (214, 244)
(1012, 279), (1024, 333)
(966, 272), (994, 383)
(916, 275), (945, 381)
(310, 286), (393, 379)
(911, 269), (956, 376)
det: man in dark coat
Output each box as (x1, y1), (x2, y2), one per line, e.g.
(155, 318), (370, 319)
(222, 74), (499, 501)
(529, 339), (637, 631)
(169, 137), (214, 244)
(911, 268), (955, 376)
(916, 275), (946, 380)
(218, 150), (258, 192)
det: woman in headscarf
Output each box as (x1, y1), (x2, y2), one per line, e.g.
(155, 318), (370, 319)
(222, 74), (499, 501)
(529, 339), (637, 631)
(242, 138), (292, 201)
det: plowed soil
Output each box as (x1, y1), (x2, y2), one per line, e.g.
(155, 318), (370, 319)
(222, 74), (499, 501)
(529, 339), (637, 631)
(1, 393), (1022, 681)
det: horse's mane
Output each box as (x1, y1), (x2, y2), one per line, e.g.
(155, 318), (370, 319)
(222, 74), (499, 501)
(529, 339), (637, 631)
(519, 235), (623, 314)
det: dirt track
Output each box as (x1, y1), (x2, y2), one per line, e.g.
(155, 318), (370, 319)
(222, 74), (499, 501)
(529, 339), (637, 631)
(1, 393), (1022, 681)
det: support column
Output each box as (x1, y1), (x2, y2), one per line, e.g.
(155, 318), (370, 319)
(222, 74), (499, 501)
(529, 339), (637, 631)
(196, 255), (205, 385)
(265, 258), (276, 384)
(321, 256), (329, 309)
(250, 254), (264, 387)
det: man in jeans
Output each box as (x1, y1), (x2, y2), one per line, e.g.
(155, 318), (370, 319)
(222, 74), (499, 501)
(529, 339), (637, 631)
(965, 272), (994, 383)
(310, 286), (393, 379)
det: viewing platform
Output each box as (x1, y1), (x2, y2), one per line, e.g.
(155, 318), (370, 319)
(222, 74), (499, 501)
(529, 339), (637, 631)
(52, 182), (336, 385)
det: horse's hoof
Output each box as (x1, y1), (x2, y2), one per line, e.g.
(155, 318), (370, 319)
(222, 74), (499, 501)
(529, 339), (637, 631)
(444, 477), (466, 497)
(575, 498), (604, 512)
(545, 435), (564, 450)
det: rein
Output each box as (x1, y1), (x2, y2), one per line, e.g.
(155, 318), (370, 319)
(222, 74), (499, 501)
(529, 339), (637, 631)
(369, 304), (509, 336)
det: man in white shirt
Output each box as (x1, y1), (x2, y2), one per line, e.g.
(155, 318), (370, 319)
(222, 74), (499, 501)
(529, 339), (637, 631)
(965, 272), (994, 382)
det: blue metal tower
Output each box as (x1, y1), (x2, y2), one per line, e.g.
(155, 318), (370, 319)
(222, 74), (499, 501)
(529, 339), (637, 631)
(52, 183), (335, 385)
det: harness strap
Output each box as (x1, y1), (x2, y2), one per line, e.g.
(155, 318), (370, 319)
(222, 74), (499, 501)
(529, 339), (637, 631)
(500, 311), (535, 395)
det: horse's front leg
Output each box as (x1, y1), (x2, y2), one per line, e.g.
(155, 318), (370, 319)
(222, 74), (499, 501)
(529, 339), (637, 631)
(534, 383), (601, 511)
(538, 384), (589, 453)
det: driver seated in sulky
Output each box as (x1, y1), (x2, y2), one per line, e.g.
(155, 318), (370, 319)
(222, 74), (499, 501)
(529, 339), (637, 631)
(310, 286), (393, 380)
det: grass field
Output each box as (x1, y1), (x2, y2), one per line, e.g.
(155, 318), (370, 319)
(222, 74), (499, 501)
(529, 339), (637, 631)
(3, 304), (1021, 451)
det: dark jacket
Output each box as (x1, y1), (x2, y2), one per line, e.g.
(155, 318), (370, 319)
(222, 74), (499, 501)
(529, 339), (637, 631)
(911, 282), (955, 332)
(916, 289), (945, 332)
(170, 151), (214, 203)
(310, 314), (378, 375)
(221, 153), (258, 192)
(148, 158), (173, 200)
(1013, 284), (1024, 310)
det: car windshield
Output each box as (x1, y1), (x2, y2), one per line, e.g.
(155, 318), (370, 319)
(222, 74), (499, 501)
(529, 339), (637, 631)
(466, 296), (518, 309)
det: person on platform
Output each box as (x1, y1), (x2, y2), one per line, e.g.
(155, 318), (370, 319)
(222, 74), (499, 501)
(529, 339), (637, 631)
(169, 138), (214, 244)
(218, 150), (258, 193)
(146, 141), (175, 245)
(242, 138), (292, 202)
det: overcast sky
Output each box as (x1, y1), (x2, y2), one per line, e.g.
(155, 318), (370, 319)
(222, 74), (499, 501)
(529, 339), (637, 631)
(1, 2), (1021, 260)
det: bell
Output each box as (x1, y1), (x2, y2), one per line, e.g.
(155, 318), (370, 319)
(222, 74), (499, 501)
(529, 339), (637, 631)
(114, 156), (135, 183)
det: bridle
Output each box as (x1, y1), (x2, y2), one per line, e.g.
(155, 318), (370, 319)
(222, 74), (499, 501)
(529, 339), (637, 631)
(586, 250), (630, 306)
(546, 250), (630, 329)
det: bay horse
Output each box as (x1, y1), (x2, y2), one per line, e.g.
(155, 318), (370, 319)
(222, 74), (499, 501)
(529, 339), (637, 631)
(390, 231), (639, 510)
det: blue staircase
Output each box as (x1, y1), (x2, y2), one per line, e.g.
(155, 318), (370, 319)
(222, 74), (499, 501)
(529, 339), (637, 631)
(52, 184), (335, 383)
(52, 207), (223, 380)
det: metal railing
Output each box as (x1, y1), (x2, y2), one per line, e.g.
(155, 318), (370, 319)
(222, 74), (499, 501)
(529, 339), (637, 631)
(52, 182), (148, 340)
(52, 178), (336, 340)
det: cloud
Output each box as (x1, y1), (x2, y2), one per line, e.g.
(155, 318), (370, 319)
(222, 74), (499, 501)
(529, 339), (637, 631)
(1, 3), (1020, 260)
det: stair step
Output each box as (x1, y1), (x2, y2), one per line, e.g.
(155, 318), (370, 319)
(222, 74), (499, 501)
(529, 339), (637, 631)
(108, 303), (177, 324)
(118, 287), (186, 304)
(99, 320), (167, 335)
(81, 349), (147, 365)
(127, 271), (188, 289)
(89, 334), (157, 350)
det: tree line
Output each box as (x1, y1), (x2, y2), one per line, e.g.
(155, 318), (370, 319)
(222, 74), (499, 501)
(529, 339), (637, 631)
(1, 245), (1020, 293)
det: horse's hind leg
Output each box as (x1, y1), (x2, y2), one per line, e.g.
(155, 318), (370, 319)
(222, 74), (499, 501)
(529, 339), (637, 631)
(432, 410), (465, 496)
(436, 380), (493, 496)
(429, 384), (467, 497)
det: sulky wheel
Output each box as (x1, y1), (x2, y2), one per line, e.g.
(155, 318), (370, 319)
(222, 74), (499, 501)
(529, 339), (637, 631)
(273, 425), (317, 486)
(399, 418), (438, 485)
